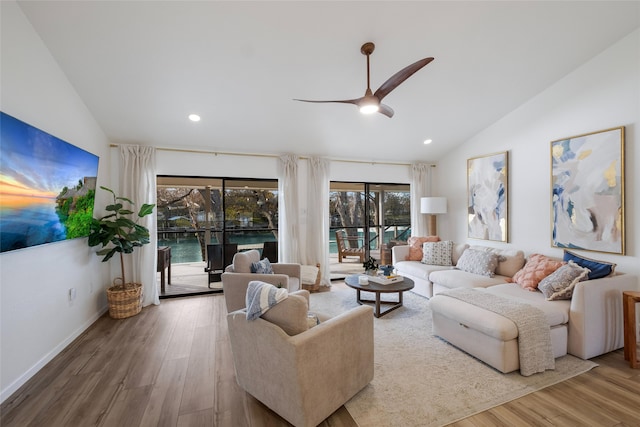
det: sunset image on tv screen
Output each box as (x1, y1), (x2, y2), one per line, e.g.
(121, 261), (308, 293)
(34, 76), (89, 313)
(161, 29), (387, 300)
(0, 112), (99, 253)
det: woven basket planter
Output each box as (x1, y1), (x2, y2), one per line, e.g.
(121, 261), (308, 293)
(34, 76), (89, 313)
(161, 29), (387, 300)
(106, 282), (142, 319)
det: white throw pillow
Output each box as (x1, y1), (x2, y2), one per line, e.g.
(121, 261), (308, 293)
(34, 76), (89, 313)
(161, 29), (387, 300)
(455, 248), (500, 277)
(421, 240), (454, 266)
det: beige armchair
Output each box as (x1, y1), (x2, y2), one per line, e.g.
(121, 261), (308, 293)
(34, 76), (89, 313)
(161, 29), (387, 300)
(221, 249), (301, 313)
(225, 289), (374, 427)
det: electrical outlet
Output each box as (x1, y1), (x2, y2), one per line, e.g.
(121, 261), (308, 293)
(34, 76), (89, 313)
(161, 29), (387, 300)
(68, 288), (76, 302)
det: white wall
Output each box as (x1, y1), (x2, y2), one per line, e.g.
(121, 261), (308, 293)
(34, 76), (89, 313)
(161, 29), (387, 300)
(436, 29), (640, 282)
(0, 2), (113, 402)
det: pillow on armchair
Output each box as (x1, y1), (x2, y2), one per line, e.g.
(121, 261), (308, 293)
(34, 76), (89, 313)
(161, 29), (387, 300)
(261, 293), (310, 336)
(251, 258), (274, 274)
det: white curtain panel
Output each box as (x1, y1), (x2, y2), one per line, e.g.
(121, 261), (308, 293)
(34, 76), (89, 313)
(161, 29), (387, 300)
(120, 145), (159, 306)
(306, 157), (331, 286)
(278, 154), (300, 263)
(410, 163), (431, 237)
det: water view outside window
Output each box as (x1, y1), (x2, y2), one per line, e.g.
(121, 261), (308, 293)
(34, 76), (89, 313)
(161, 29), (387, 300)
(157, 177), (277, 263)
(330, 182), (411, 257)
(157, 177), (410, 264)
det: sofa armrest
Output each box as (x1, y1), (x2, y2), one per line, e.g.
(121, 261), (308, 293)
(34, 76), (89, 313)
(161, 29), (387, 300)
(392, 245), (410, 264)
(272, 263), (301, 279)
(569, 273), (639, 359)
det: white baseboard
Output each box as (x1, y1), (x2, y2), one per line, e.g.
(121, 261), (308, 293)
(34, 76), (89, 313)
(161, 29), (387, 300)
(0, 305), (109, 404)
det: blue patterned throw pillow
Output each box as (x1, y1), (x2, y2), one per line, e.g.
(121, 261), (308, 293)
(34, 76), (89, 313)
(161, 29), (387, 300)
(563, 250), (615, 280)
(251, 258), (274, 274)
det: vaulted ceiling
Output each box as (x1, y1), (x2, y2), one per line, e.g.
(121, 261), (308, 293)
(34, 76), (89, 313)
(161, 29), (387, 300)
(17, 1), (640, 163)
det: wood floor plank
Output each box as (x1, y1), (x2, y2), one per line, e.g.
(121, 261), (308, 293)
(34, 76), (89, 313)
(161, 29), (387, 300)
(138, 357), (189, 427)
(3, 293), (640, 427)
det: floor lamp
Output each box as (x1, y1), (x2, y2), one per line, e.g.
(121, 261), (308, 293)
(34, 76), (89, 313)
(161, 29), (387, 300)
(421, 197), (447, 236)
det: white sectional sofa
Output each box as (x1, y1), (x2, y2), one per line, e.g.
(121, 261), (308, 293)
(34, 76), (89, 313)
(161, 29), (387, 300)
(392, 243), (639, 373)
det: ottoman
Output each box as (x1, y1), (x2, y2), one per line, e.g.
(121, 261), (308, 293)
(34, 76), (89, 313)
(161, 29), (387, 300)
(430, 284), (570, 373)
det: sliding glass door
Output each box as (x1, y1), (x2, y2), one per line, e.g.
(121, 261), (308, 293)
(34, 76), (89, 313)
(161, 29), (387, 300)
(330, 182), (410, 271)
(156, 176), (278, 297)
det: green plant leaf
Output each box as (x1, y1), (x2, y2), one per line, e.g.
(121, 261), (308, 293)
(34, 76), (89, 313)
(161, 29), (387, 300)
(138, 203), (155, 217)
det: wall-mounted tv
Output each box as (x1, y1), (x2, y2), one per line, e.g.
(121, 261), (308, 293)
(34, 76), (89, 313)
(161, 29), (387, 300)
(0, 112), (100, 253)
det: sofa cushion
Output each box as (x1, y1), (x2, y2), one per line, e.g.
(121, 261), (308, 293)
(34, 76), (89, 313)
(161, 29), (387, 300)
(407, 236), (441, 261)
(251, 258), (274, 274)
(455, 248), (501, 277)
(430, 269), (510, 291)
(430, 294), (519, 341)
(512, 254), (564, 291)
(469, 245), (525, 277)
(484, 283), (570, 326)
(232, 249), (261, 273)
(395, 260), (452, 280)
(261, 293), (309, 336)
(538, 261), (590, 301)
(563, 250), (616, 280)
(422, 240), (454, 266)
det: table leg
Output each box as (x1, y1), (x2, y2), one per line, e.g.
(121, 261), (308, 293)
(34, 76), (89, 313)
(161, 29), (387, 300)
(167, 254), (171, 285)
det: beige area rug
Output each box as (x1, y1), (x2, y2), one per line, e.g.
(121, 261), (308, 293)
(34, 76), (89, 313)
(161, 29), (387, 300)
(309, 289), (598, 427)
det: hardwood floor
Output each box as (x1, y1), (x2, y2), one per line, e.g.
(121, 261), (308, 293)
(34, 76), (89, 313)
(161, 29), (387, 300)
(2, 292), (639, 427)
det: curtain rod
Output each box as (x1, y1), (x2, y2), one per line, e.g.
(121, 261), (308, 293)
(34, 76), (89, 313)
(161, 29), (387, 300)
(109, 144), (435, 167)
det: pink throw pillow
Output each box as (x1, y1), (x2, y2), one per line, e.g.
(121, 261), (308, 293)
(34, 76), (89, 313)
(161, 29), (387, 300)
(406, 236), (440, 261)
(512, 253), (565, 291)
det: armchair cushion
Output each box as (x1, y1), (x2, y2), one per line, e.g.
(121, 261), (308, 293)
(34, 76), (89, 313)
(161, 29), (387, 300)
(261, 292), (310, 335)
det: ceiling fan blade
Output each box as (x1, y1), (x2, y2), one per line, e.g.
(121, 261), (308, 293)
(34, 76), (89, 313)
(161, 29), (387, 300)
(373, 57), (434, 101)
(293, 98), (360, 105)
(378, 104), (394, 118)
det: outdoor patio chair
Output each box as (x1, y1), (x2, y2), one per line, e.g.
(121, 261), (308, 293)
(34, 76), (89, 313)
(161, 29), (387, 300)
(335, 229), (365, 263)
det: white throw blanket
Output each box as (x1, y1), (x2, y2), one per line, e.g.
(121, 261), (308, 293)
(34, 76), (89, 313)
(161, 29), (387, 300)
(439, 288), (555, 376)
(245, 281), (288, 320)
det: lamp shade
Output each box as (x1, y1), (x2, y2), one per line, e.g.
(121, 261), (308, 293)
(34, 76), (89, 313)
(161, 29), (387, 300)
(420, 197), (447, 214)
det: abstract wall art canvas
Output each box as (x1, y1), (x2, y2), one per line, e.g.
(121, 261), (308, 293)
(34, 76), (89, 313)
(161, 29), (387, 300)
(467, 151), (508, 242)
(551, 127), (624, 254)
(0, 112), (100, 253)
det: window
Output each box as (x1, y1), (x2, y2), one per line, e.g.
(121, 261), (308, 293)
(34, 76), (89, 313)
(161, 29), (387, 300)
(157, 176), (278, 264)
(330, 181), (410, 260)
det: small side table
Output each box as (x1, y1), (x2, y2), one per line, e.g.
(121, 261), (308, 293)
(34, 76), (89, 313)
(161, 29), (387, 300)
(623, 291), (640, 369)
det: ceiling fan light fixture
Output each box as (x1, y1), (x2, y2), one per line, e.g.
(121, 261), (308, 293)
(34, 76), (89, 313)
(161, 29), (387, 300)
(360, 103), (379, 114)
(359, 94), (380, 114)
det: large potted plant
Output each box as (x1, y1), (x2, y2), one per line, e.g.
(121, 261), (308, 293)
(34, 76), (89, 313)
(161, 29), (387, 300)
(88, 186), (155, 319)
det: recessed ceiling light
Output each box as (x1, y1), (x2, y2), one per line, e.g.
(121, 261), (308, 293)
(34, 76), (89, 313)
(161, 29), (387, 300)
(188, 114), (201, 122)
(423, 139), (433, 145)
